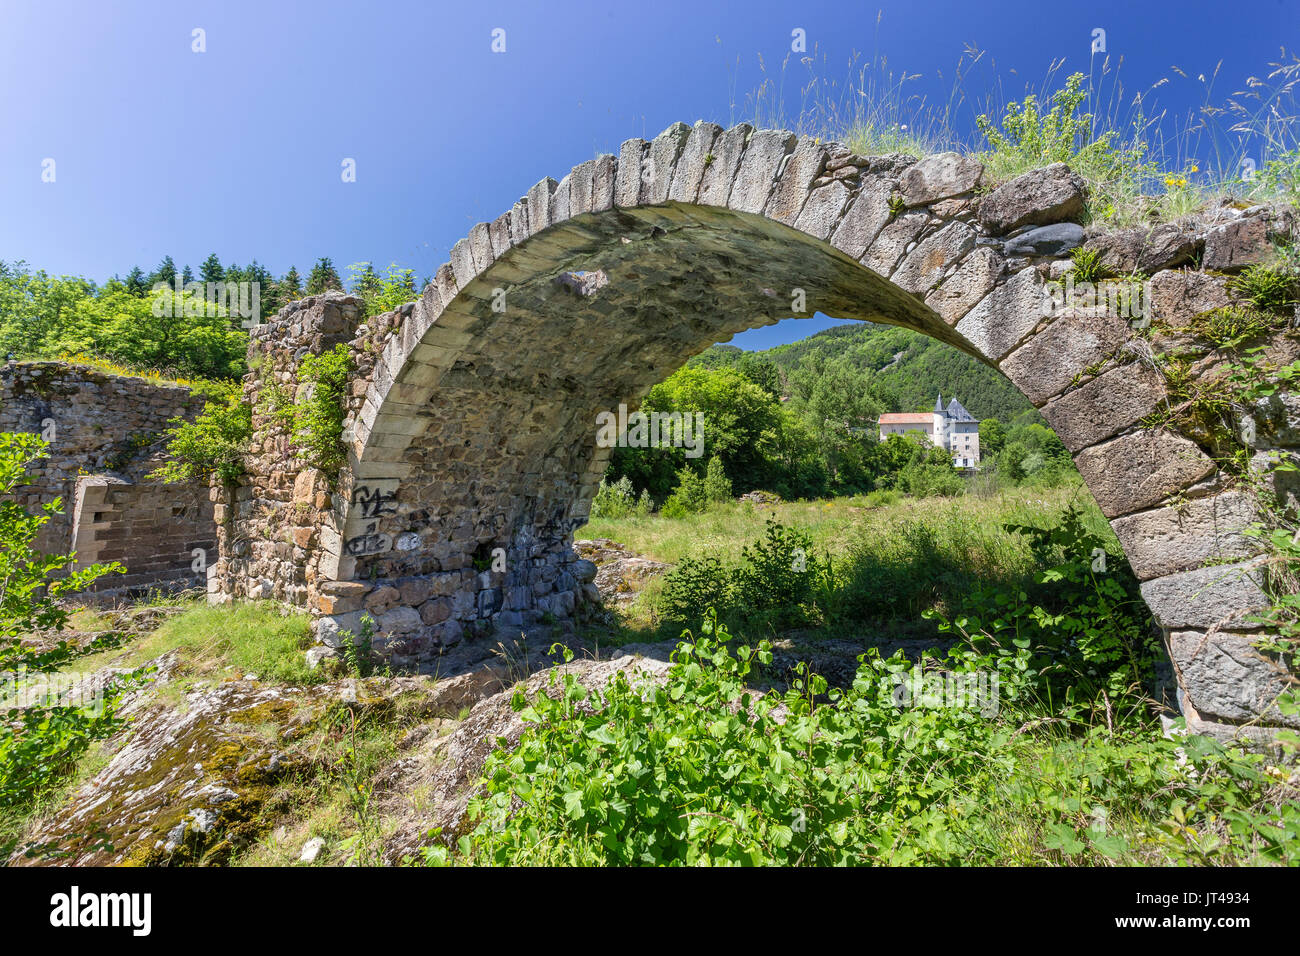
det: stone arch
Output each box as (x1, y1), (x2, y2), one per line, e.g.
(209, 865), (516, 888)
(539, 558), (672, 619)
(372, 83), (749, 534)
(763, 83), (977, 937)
(217, 121), (1299, 740)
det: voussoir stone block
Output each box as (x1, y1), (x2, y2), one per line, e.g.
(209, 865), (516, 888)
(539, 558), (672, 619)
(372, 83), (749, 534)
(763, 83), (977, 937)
(891, 221), (977, 295)
(449, 238), (477, 288)
(643, 122), (691, 204)
(668, 121), (723, 204)
(764, 138), (828, 227)
(1110, 491), (1260, 580)
(998, 307), (1131, 406)
(526, 177), (559, 236)
(794, 181), (851, 240)
(614, 138), (648, 208)
(568, 159), (597, 216)
(953, 266), (1044, 362)
(1040, 363), (1166, 450)
(697, 124), (752, 207)
(591, 153), (617, 212)
(977, 163), (1086, 233)
(1146, 268), (1231, 328)
(924, 246), (1003, 325)
(1072, 429), (1217, 518)
(829, 176), (895, 260)
(1140, 560), (1270, 631)
(860, 211), (929, 278)
(1169, 629), (1299, 727)
(900, 152), (983, 206)
(488, 212), (514, 258)
(728, 129), (796, 214)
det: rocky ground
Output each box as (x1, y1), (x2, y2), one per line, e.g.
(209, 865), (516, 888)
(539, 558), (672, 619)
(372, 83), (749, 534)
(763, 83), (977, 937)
(9, 541), (957, 866)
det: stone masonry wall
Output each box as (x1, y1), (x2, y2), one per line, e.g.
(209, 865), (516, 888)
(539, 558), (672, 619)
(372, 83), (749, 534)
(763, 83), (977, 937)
(212, 294), (593, 666)
(0, 361), (215, 595)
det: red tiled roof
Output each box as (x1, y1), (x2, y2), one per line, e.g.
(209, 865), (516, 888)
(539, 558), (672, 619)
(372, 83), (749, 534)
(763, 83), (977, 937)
(879, 413), (933, 424)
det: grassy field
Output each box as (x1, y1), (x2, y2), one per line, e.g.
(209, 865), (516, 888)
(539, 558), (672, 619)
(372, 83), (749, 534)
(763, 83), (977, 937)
(578, 482), (1111, 565)
(577, 480), (1120, 639)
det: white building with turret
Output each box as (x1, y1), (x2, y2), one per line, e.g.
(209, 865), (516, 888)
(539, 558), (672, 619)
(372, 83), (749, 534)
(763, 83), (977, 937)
(877, 394), (981, 469)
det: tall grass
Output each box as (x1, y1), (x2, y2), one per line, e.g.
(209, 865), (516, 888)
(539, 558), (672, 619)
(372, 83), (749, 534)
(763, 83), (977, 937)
(72, 601), (317, 686)
(727, 27), (1300, 224)
(579, 483), (1116, 638)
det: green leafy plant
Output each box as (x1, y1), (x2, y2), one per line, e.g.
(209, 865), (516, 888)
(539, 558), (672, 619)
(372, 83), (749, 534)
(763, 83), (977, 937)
(1066, 247), (1114, 284)
(976, 72), (1160, 223)
(294, 344), (353, 478)
(928, 505), (1160, 708)
(1191, 305), (1276, 349)
(447, 609), (1297, 867)
(151, 381), (252, 485)
(1230, 261), (1299, 315)
(0, 433), (145, 835)
(339, 614), (376, 678)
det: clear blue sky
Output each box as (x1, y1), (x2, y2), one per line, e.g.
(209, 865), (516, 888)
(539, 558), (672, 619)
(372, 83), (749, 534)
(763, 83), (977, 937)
(1, 0), (1295, 349)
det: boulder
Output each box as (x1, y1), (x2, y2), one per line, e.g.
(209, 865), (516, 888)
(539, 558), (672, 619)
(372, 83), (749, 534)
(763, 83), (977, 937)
(977, 163), (1087, 233)
(900, 152), (984, 206)
(1083, 222), (1199, 274)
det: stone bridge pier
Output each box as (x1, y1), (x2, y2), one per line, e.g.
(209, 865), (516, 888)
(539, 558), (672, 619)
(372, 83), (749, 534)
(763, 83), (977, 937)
(212, 121), (1299, 742)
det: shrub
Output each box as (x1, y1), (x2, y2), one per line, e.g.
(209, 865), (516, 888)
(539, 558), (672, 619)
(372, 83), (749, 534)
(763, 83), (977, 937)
(591, 477), (637, 520)
(703, 456), (732, 503)
(661, 467), (708, 518)
(734, 518), (820, 620)
(151, 381), (252, 485)
(0, 433), (142, 827)
(656, 520), (825, 628)
(657, 555), (735, 624)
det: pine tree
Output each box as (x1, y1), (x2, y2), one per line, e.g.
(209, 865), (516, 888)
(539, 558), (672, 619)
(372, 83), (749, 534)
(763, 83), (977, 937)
(351, 262), (381, 302)
(281, 266), (302, 298)
(306, 257), (342, 295)
(199, 253), (224, 284)
(181, 264), (194, 284)
(245, 260), (273, 287)
(703, 456), (733, 502)
(124, 266), (148, 296)
(147, 255), (177, 289)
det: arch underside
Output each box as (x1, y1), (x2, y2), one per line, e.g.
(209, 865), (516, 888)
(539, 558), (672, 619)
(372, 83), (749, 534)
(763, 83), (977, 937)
(338, 203), (971, 585)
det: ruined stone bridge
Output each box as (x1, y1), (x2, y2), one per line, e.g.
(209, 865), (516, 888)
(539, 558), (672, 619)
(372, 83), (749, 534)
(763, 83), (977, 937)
(212, 121), (1298, 740)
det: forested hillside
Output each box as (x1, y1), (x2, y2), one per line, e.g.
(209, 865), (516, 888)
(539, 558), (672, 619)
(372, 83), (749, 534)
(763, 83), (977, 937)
(695, 322), (1036, 422)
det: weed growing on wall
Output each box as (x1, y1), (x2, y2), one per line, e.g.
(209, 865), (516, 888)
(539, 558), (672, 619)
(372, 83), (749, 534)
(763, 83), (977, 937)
(294, 344), (353, 478)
